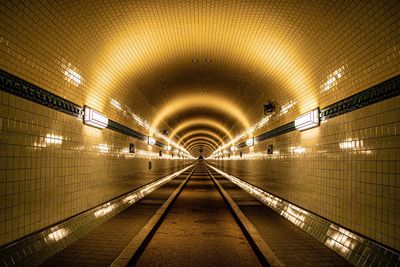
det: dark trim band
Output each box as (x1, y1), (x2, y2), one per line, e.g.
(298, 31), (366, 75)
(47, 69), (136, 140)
(0, 69), (83, 118)
(1, 69), (399, 151)
(320, 75), (400, 120)
(107, 120), (147, 142)
(236, 75), (400, 149)
(0, 69), (166, 149)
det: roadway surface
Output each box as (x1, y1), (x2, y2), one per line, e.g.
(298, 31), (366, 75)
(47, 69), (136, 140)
(41, 161), (350, 267)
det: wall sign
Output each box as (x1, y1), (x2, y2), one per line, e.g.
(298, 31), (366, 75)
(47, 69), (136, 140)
(267, 144), (273, 154)
(129, 143), (135, 153)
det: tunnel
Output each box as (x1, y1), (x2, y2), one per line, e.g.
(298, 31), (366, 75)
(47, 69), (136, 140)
(0, 1), (399, 266)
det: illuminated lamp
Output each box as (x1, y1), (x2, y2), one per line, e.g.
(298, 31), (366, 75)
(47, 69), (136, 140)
(148, 137), (156, 145)
(295, 108), (320, 131)
(246, 138), (254, 147)
(230, 145), (236, 152)
(83, 106), (108, 129)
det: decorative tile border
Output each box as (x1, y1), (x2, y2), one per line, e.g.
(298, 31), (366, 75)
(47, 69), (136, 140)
(320, 75), (400, 121)
(107, 119), (148, 142)
(0, 69), (166, 148)
(254, 122), (295, 143)
(0, 69), (83, 118)
(232, 75), (400, 150)
(1, 69), (400, 265)
(208, 165), (400, 267)
(0, 165), (194, 267)
(105, 119), (166, 148)
(1, 69), (399, 151)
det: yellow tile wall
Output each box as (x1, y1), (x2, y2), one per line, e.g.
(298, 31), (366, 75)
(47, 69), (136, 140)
(1, 1), (399, 133)
(210, 95), (400, 251)
(0, 0), (399, 252)
(0, 91), (191, 245)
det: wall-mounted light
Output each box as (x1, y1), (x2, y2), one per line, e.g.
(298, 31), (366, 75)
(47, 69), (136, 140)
(230, 145), (236, 152)
(246, 138), (254, 147)
(148, 137), (156, 145)
(166, 145), (172, 151)
(84, 106), (108, 129)
(295, 108), (320, 131)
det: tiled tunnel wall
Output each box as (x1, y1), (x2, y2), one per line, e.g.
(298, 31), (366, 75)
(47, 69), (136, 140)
(209, 94), (400, 251)
(0, 90), (192, 246)
(0, 0), (399, 255)
(0, 2), (194, 247)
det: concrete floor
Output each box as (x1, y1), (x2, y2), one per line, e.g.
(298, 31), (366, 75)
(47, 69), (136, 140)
(38, 164), (353, 267)
(135, 165), (261, 267)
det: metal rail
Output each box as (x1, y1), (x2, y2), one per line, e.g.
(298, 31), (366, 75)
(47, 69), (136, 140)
(205, 165), (284, 267)
(116, 160), (283, 267)
(111, 164), (198, 267)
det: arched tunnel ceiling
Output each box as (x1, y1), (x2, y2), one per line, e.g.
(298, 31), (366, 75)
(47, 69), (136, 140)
(2, 0), (398, 157)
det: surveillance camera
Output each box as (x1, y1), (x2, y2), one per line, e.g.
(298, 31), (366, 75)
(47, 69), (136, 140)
(263, 101), (276, 115)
